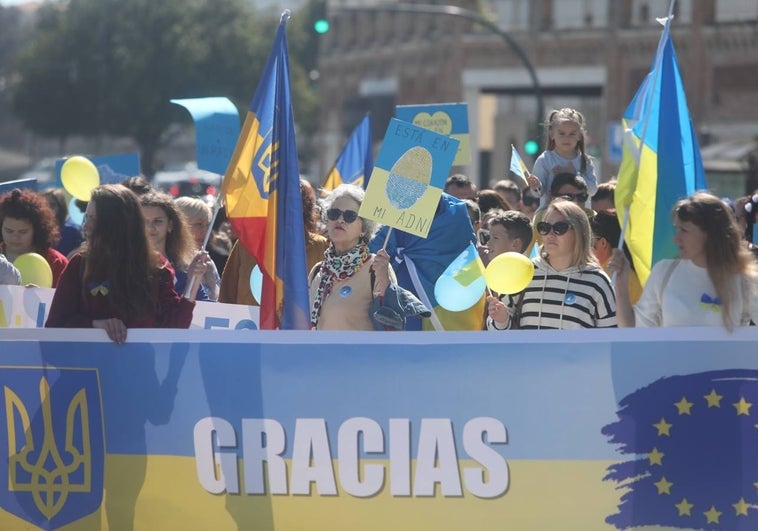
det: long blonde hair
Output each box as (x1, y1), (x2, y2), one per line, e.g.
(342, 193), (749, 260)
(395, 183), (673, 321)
(540, 200), (598, 269)
(674, 192), (757, 329)
(545, 108), (589, 174)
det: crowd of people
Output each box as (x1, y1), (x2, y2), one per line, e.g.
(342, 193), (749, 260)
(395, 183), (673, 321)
(1, 107), (757, 339)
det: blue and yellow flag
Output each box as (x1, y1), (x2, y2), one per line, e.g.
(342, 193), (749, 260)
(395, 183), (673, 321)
(603, 369), (758, 529)
(615, 16), (706, 285)
(509, 144), (530, 190)
(322, 114), (373, 190)
(221, 12), (309, 329)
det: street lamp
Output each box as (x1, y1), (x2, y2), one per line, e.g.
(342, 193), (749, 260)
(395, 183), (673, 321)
(334, 3), (544, 136)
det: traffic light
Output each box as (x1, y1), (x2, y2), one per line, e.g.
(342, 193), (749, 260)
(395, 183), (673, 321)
(524, 139), (540, 156)
(313, 18), (330, 34)
(311, 0), (329, 35)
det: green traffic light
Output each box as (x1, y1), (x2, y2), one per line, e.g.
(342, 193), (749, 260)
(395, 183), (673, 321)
(524, 139), (539, 156)
(314, 19), (330, 34)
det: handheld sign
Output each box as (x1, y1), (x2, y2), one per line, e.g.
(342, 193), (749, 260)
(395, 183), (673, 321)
(359, 118), (459, 239)
(396, 102), (470, 166)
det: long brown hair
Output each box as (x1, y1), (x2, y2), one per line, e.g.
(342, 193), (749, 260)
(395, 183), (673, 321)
(84, 185), (158, 316)
(139, 191), (194, 270)
(674, 192), (757, 329)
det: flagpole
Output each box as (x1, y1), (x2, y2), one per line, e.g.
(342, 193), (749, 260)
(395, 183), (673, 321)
(614, 0), (676, 284)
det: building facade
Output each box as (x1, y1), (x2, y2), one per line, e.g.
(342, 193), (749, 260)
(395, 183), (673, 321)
(315, 0), (758, 197)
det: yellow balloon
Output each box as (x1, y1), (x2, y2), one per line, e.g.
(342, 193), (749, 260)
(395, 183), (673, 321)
(61, 156), (100, 201)
(13, 252), (53, 288)
(484, 252), (534, 295)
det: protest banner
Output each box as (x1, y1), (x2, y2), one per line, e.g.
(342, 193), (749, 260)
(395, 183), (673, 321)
(396, 102), (470, 166)
(1, 327), (757, 529)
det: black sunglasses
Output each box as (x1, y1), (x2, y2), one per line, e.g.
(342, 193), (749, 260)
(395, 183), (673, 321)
(326, 208), (359, 223)
(537, 221), (572, 236)
(555, 192), (589, 203)
(477, 229), (490, 245)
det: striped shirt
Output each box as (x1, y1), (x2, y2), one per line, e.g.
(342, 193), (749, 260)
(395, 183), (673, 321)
(487, 258), (616, 330)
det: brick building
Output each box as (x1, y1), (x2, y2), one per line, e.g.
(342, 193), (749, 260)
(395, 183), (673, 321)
(315, 0), (758, 197)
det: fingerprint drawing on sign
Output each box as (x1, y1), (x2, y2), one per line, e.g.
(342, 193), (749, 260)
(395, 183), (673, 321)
(385, 146), (433, 210)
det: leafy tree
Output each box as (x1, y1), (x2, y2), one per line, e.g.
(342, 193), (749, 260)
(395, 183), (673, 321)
(11, 0), (318, 175)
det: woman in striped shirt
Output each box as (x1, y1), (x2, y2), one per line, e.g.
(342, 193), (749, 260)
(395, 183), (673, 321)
(486, 200), (616, 330)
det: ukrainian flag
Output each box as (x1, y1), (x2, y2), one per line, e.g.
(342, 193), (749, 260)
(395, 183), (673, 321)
(370, 194), (486, 331)
(322, 114), (373, 191)
(615, 15), (706, 285)
(221, 12), (309, 329)
(509, 144), (530, 190)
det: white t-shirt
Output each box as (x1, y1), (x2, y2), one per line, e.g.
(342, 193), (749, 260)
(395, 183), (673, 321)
(634, 258), (758, 327)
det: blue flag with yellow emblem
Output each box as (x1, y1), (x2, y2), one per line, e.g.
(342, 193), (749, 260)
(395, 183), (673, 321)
(221, 11), (309, 329)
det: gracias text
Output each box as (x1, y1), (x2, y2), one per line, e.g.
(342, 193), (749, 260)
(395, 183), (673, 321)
(194, 416), (508, 498)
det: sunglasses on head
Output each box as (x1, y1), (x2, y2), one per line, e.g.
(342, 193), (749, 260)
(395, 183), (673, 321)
(537, 221), (572, 236)
(555, 192), (589, 203)
(326, 208), (359, 223)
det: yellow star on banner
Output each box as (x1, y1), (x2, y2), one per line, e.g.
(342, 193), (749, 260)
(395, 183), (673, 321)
(733, 497), (750, 516)
(704, 389), (723, 407)
(704, 506), (722, 524)
(733, 397), (752, 416)
(675, 498), (693, 516)
(648, 447), (664, 466)
(653, 418), (672, 436)
(654, 476), (673, 495)
(674, 396), (693, 415)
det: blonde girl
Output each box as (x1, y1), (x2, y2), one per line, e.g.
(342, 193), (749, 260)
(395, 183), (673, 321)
(527, 108), (598, 209)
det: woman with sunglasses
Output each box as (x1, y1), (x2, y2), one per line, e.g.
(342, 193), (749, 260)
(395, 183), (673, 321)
(610, 192), (758, 329)
(487, 200), (616, 330)
(309, 184), (393, 330)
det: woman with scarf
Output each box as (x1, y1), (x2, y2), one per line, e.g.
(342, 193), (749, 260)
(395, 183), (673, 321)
(309, 184), (393, 330)
(486, 200), (616, 330)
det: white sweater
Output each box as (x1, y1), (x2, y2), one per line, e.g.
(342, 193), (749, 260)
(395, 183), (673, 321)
(635, 258), (758, 327)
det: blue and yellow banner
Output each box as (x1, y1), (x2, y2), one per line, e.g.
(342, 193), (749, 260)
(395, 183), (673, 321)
(2, 327), (758, 530)
(221, 13), (308, 329)
(360, 118), (459, 238)
(322, 114), (373, 191)
(615, 17), (706, 285)
(396, 102), (470, 166)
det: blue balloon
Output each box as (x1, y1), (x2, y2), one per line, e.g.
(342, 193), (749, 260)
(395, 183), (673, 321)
(435, 274), (487, 312)
(68, 197), (84, 226)
(249, 265), (263, 303)
(434, 243), (487, 312)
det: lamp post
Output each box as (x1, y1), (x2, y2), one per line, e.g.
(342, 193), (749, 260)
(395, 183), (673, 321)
(333, 3), (544, 133)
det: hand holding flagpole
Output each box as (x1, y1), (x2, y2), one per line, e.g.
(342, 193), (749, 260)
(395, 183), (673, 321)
(510, 145), (539, 193)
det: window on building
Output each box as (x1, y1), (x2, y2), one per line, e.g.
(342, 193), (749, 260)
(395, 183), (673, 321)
(490, 0), (530, 31)
(630, 0), (692, 26)
(552, 0), (608, 29)
(716, 0), (758, 22)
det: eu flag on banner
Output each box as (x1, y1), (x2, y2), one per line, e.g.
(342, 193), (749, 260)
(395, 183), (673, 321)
(614, 16), (706, 285)
(221, 11), (309, 329)
(322, 114), (373, 191)
(603, 369), (758, 529)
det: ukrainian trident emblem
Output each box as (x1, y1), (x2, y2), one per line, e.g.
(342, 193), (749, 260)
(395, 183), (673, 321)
(1, 368), (105, 528)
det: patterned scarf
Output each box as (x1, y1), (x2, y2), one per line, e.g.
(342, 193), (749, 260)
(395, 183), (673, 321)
(311, 242), (370, 327)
